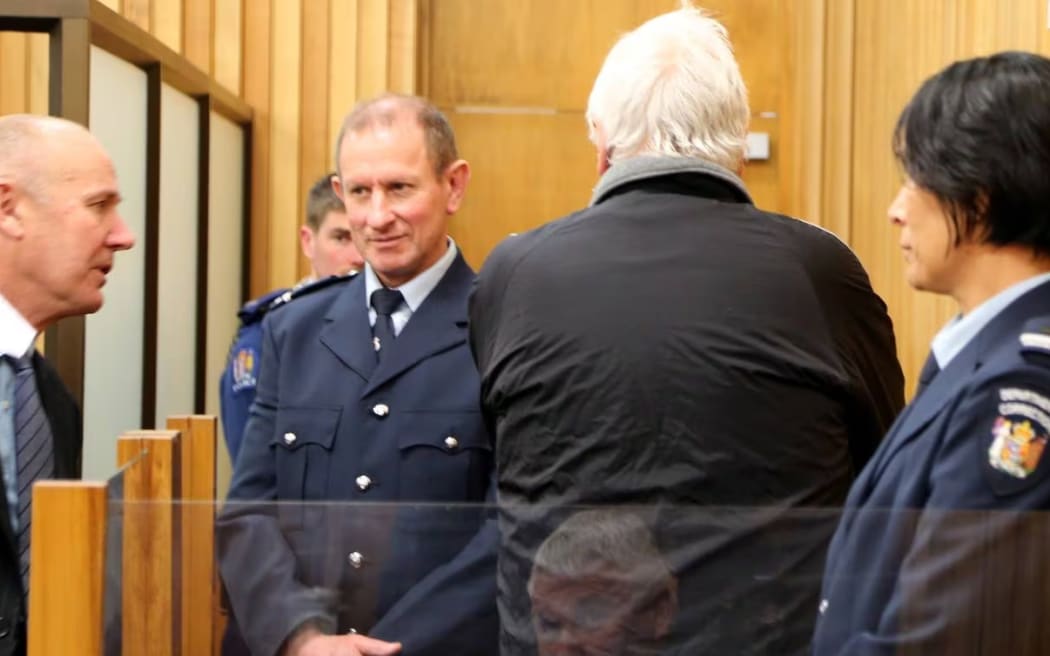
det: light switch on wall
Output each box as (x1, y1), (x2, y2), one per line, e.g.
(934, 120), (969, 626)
(747, 132), (770, 160)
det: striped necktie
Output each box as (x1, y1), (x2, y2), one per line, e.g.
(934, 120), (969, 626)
(5, 353), (55, 595)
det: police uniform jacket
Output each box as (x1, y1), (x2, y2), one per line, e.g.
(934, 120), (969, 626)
(813, 279), (1050, 655)
(0, 354), (80, 656)
(469, 156), (905, 655)
(217, 252), (497, 656)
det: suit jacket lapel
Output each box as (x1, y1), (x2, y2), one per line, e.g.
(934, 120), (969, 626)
(866, 280), (1050, 487)
(362, 254), (474, 397)
(319, 276), (378, 382)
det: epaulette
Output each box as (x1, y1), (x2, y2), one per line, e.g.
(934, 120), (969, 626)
(1019, 317), (1050, 356)
(263, 270), (359, 315)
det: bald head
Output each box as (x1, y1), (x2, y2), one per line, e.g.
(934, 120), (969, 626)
(0, 115), (107, 200)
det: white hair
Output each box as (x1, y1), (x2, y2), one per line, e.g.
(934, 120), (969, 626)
(586, 4), (749, 171)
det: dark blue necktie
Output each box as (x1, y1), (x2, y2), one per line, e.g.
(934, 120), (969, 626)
(370, 288), (405, 362)
(5, 353), (55, 594)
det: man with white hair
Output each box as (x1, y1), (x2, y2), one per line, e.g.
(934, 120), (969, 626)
(469, 4), (903, 654)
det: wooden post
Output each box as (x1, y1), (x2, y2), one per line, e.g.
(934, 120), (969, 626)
(27, 481), (107, 656)
(166, 415), (218, 656)
(118, 430), (180, 656)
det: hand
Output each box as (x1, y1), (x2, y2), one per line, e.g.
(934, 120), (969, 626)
(284, 626), (402, 656)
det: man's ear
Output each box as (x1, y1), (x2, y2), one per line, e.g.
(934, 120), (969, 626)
(444, 160), (471, 214)
(299, 224), (316, 260)
(330, 174), (345, 202)
(0, 181), (26, 240)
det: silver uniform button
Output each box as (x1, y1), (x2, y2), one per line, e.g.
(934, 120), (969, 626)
(819, 599), (829, 614)
(444, 436), (459, 450)
(356, 475), (372, 491)
(372, 403), (390, 417)
(348, 551), (364, 568)
(283, 432), (296, 444)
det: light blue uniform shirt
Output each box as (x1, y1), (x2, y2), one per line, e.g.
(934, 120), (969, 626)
(364, 237), (459, 335)
(931, 271), (1050, 368)
(0, 292), (39, 535)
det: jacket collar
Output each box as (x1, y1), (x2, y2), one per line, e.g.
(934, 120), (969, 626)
(866, 279), (1050, 484)
(319, 252), (474, 395)
(589, 155), (753, 207)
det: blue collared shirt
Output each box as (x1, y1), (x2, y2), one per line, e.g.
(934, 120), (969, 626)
(0, 292), (39, 535)
(364, 237), (459, 335)
(931, 271), (1050, 368)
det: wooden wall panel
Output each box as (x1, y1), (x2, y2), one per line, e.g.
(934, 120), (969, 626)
(182, 0), (212, 75)
(153, 0), (182, 52)
(268, 0), (303, 289)
(212, 0), (241, 94)
(0, 33), (27, 115)
(299, 0), (332, 277)
(427, 0), (795, 269)
(447, 112), (597, 267)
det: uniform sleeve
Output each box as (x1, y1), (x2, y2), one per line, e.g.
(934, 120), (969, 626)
(216, 317), (338, 656)
(837, 373), (1050, 655)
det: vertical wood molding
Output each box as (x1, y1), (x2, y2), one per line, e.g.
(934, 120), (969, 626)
(388, 0), (417, 92)
(268, 0), (302, 289)
(0, 33), (28, 115)
(328, 0), (360, 153)
(182, 0), (212, 74)
(823, 0), (855, 242)
(243, 0), (272, 297)
(152, 0), (182, 53)
(357, 0), (390, 98)
(212, 0), (241, 94)
(298, 0), (331, 279)
(28, 32), (49, 113)
(125, 0), (151, 32)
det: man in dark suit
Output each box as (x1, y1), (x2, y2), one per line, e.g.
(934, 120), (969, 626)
(0, 114), (135, 655)
(469, 6), (904, 655)
(814, 51), (1050, 656)
(218, 95), (497, 656)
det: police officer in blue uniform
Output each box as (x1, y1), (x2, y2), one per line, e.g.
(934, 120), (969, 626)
(814, 51), (1050, 655)
(219, 175), (364, 461)
(217, 95), (497, 656)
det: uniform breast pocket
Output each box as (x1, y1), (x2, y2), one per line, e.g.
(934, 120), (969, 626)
(270, 406), (341, 500)
(396, 411), (492, 502)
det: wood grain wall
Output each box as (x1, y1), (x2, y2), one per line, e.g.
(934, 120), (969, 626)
(6, 0), (1050, 397)
(1, 0), (413, 296)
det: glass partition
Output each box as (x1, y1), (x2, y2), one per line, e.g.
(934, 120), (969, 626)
(77, 498), (1050, 655)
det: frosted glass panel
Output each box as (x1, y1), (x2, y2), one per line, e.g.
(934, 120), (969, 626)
(84, 46), (147, 480)
(207, 112), (245, 489)
(155, 83), (200, 424)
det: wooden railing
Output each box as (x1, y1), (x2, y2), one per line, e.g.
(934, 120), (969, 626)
(27, 415), (220, 656)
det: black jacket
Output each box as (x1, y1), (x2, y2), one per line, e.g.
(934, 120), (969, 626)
(0, 353), (81, 656)
(469, 157), (905, 655)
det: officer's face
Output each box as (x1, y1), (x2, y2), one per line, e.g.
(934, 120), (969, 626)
(302, 209), (364, 278)
(333, 116), (469, 288)
(888, 178), (976, 299)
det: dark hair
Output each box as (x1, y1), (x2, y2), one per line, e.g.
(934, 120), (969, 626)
(333, 93), (458, 177)
(304, 173), (345, 231)
(893, 51), (1050, 255)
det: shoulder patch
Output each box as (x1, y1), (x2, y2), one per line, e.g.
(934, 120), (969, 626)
(985, 387), (1050, 491)
(230, 346), (259, 392)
